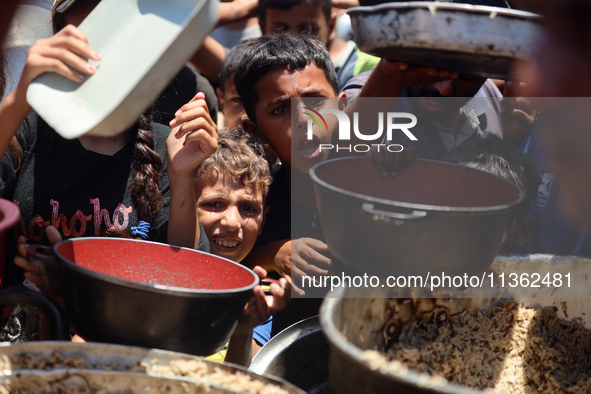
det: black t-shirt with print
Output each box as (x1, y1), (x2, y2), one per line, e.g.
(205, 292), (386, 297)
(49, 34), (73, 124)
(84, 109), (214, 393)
(0, 112), (209, 287)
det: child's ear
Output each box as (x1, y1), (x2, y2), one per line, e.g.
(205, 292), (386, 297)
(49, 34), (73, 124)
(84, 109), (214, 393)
(337, 92), (347, 111)
(216, 87), (224, 111)
(515, 216), (536, 248)
(243, 119), (259, 135)
(259, 206), (270, 236)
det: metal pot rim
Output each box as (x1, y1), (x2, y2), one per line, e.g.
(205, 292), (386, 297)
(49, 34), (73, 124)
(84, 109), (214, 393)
(53, 237), (259, 297)
(310, 157), (525, 214)
(346, 1), (542, 21)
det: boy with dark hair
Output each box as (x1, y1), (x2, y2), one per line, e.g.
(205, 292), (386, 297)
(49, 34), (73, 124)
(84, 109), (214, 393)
(216, 40), (255, 129)
(443, 135), (538, 252)
(258, 0), (378, 87)
(234, 33), (346, 334)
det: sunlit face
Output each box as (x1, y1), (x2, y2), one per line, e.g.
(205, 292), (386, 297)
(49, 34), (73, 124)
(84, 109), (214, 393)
(251, 64), (344, 174)
(195, 173), (266, 263)
(218, 78), (248, 129)
(262, 3), (330, 44)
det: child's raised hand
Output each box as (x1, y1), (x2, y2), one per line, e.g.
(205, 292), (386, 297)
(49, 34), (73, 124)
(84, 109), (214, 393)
(18, 25), (100, 98)
(289, 238), (332, 296)
(167, 92), (218, 176)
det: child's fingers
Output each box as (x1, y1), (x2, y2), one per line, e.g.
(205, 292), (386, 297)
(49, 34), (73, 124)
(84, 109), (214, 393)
(182, 129), (218, 154)
(16, 236), (27, 258)
(253, 286), (269, 318)
(57, 24), (89, 43)
(171, 106), (215, 133)
(51, 33), (100, 61)
(27, 52), (87, 83)
(46, 225), (63, 245)
(301, 237), (329, 252)
(293, 253), (330, 276)
(44, 46), (96, 76)
(190, 92), (207, 104)
(14, 255), (42, 276)
(252, 266), (267, 280)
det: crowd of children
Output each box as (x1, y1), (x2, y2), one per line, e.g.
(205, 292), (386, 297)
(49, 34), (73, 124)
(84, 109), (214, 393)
(0, 0), (589, 370)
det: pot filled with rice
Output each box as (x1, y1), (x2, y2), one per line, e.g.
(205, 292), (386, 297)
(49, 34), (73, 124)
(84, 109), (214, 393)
(320, 286), (591, 393)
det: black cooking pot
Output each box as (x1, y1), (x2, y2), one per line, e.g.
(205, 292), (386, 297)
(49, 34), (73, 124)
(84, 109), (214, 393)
(28, 238), (259, 355)
(310, 157), (524, 276)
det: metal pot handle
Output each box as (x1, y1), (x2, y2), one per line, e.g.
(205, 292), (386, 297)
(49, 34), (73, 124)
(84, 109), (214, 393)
(362, 203), (427, 221)
(0, 287), (70, 340)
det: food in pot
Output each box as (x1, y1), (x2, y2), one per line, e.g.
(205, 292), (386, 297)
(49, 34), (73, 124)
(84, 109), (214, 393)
(363, 301), (591, 393)
(0, 350), (289, 394)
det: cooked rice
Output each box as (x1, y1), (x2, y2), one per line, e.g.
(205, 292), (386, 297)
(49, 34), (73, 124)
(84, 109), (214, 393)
(364, 301), (591, 393)
(1, 350), (289, 394)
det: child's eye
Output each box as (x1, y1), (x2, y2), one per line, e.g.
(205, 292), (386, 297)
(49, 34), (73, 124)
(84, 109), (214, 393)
(272, 106), (288, 115)
(240, 204), (261, 216)
(203, 201), (224, 211)
(230, 96), (242, 103)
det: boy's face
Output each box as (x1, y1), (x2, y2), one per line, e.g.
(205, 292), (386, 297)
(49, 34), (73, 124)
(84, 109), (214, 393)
(247, 64), (345, 174)
(261, 3), (330, 44)
(217, 78), (248, 128)
(195, 173), (266, 263)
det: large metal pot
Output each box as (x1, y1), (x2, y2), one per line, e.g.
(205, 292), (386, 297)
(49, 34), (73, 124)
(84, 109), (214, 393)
(348, 2), (543, 79)
(0, 341), (305, 393)
(29, 237), (259, 356)
(310, 157), (524, 276)
(250, 316), (329, 393)
(319, 256), (591, 394)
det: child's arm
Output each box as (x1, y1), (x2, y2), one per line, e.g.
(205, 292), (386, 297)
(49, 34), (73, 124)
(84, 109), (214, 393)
(225, 266), (290, 366)
(356, 59), (458, 99)
(0, 25), (100, 159)
(166, 93), (218, 248)
(189, 36), (226, 85)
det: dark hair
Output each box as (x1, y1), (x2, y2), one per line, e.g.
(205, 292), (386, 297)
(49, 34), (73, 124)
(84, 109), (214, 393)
(258, 0), (332, 23)
(233, 33), (339, 123)
(130, 112), (163, 223)
(443, 135), (538, 216)
(218, 39), (257, 93)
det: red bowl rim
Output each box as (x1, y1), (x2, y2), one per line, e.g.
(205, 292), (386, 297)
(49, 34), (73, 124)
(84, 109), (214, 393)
(53, 237), (260, 297)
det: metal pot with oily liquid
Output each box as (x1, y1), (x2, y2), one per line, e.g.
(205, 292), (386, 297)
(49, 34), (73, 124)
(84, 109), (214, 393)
(26, 237), (259, 356)
(310, 157), (524, 277)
